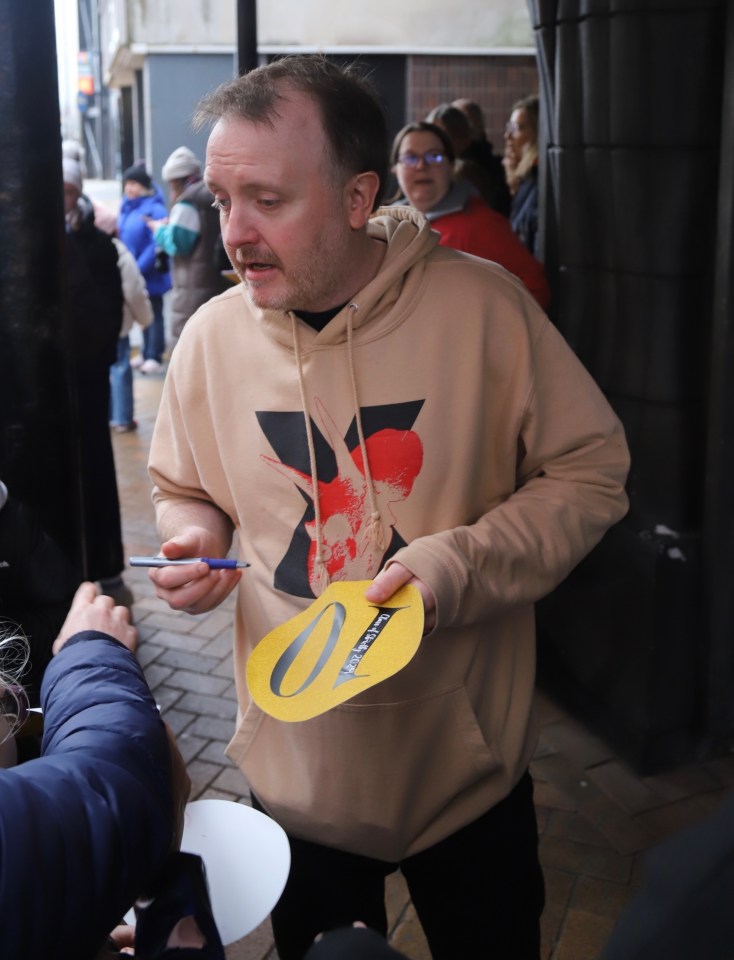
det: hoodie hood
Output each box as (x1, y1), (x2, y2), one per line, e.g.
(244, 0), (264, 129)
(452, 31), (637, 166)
(283, 207), (440, 591)
(245, 207), (440, 351)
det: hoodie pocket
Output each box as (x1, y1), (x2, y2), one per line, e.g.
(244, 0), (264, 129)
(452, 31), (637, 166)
(226, 683), (501, 860)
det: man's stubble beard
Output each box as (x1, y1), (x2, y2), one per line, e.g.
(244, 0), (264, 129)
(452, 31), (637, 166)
(240, 215), (353, 313)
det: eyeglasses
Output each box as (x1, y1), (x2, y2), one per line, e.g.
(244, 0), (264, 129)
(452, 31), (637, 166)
(397, 151), (446, 168)
(504, 121), (525, 136)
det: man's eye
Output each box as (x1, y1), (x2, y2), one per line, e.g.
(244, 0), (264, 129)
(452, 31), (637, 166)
(212, 197), (230, 212)
(259, 197), (280, 209)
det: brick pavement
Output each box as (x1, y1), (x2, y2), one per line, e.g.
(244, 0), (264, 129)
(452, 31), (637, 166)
(113, 366), (734, 960)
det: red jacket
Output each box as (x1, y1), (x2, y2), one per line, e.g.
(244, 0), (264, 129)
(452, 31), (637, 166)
(431, 195), (551, 309)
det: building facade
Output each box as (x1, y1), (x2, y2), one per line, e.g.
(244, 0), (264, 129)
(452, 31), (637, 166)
(73, 0), (538, 184)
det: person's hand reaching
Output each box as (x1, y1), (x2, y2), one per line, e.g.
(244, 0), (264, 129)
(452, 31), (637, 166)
(53, 581), (137, 655)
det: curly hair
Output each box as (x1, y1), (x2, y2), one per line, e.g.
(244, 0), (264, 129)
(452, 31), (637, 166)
(0, 626), (30, 740)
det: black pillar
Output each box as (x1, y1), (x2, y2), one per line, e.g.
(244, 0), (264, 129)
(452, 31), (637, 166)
(528, 0), (731, 772)
(0, 0), (84, 572)
(703, 0), (734, 734)
(237, 0), (258, 75)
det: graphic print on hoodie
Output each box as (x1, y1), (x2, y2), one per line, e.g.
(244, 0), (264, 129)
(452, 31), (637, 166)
(257, 399), (425, 598)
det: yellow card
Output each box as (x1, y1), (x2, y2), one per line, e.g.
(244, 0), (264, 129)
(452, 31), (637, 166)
(247, 581), (423, 722)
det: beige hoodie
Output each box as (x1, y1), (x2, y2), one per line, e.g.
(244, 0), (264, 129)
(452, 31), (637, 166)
(149, 208), (629, 860)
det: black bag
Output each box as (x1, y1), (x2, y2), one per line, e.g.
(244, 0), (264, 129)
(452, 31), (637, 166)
(154, 248), (169, 273)
(133, 852), (225, 959)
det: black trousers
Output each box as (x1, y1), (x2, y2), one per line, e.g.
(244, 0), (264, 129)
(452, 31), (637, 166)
(304, 926), (409, 959)
(252, 771), (544, 960)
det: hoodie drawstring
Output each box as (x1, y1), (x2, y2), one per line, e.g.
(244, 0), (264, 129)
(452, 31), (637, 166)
(291, 313), (330, 594)
(290, 307), (385, 595)
(346, 307), (385, 552)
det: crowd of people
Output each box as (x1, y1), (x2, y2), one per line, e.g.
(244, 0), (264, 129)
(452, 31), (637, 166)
(388, 119), (549, 308)
(56, 138), (231, 616)
(53, 83), (546, 626)
(61, 85), (544, 451)
(3, 53), (724, 960)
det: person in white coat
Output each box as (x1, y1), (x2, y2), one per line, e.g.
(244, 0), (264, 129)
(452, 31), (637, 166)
(110, 238), (154, 432)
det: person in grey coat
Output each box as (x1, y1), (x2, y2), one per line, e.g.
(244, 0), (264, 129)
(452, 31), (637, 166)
(149, 146), (230, 349)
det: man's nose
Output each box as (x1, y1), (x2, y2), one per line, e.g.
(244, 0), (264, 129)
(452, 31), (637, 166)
(223, 204), (260, 248)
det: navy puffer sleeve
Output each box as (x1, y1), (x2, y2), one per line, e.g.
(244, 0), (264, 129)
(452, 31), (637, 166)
(0, 632), (174, 959)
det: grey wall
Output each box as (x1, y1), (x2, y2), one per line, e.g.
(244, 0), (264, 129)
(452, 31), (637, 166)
(145, 53), (236, 194)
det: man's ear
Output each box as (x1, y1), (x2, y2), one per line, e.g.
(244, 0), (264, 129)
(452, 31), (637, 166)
(345, 171), (381, 228)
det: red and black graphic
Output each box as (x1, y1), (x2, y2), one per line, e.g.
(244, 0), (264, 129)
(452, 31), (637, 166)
(257, 399), (424, 598)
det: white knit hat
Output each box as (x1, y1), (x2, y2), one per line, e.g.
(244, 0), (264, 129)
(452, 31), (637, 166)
(162, 146), (202, 182)
(62, 139), (87, 174)
(62, 157), (83, 194)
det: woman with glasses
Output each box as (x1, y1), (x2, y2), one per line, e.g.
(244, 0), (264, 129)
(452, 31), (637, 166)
(0, 581), (191, 959)
(390, 122), (550, 309)
(502, 95), (541, 256)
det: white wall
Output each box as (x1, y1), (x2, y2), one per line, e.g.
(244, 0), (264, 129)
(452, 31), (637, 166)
(259, 0), (534, 51)
(103, 0), (532, 54)
(126, 0), (235, 45)
(99, 0), (534, 91)
(54, 0), (81, 140)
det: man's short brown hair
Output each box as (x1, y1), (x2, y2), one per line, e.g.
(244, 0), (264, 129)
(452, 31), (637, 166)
(194, 55), (389, 210)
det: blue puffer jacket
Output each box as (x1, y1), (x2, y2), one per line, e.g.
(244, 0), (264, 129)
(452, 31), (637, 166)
(0, 632), (175, 958)
(118, 192), (172, 296)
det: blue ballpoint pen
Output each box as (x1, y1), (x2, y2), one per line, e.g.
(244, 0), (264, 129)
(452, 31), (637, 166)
(129, 556), (250, 569)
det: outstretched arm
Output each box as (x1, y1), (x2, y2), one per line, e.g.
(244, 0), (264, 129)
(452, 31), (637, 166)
(0, 583), (190, 960)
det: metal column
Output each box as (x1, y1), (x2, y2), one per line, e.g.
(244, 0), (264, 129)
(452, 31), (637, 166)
(0, 0), (84, 571)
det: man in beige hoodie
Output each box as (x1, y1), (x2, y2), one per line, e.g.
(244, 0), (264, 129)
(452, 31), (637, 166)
(147, 56), (630, 960)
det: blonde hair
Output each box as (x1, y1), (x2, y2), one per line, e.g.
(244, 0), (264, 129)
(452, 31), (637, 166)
(505, 94), (539, 194)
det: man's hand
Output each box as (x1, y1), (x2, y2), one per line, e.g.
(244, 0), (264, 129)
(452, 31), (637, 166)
(145, 217), (168, 232)
(149, 534), (242, 615)
(53, 582), (137, 655)
(365, 562), (436, 634)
